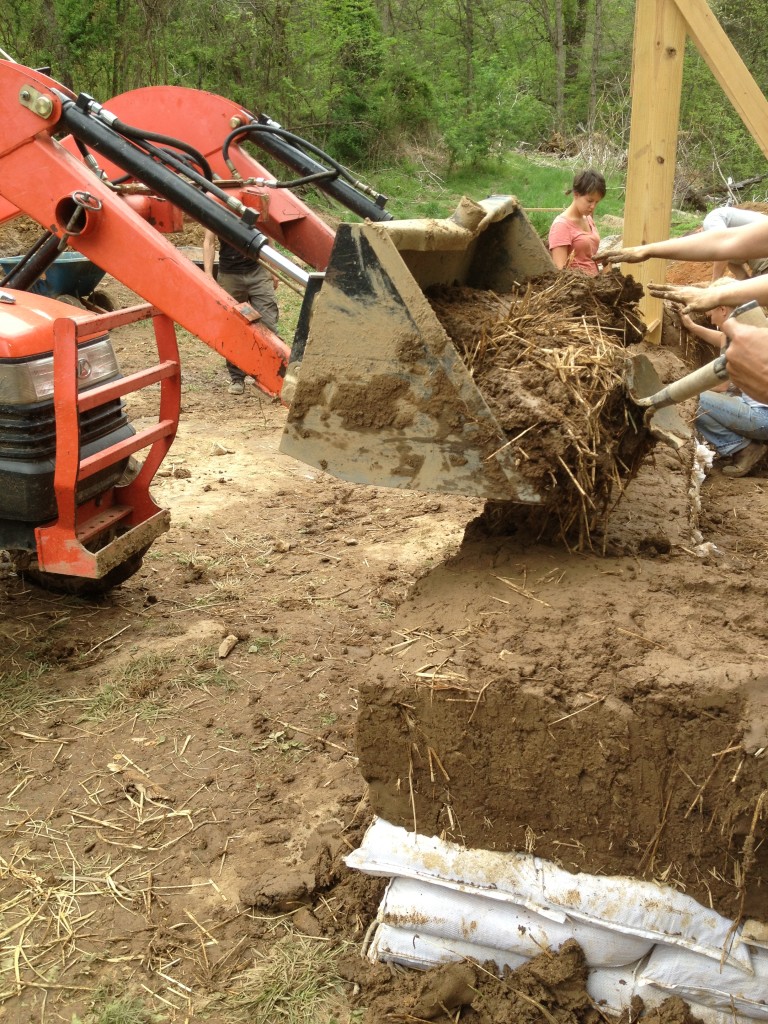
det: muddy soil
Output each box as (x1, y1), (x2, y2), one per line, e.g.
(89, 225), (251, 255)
(358, 441), (768, 922)
(1, 231), (767, 1023)
(428, 271), (652, 543)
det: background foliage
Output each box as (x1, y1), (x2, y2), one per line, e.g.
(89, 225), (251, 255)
(3, 0), (768, 206)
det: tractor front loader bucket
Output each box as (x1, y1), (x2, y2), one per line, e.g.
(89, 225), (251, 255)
(279, 196), (554, 502)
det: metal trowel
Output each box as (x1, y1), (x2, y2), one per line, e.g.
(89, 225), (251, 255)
(625, 300), (768, 448)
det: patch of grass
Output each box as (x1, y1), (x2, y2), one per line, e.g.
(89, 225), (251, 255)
(248, 635), (283, 657)
(83, 681), (129, 721)
(0, 661), (56, 719)
(119, 651), (176, 690)
(252, 729), (308, 755)
(82, 647), (232, 721)
(204, 932), (352, 1023)
(74, 992), (166, 1024)
(189, 664), (238, 691)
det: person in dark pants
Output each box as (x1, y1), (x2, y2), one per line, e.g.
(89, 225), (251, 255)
(203, 230), (280, 395)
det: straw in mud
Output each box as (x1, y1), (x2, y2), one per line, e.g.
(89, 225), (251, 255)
(428, 272), (651, 548)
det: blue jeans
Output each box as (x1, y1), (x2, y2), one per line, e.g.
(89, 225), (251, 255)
(696, 391), (768, 456)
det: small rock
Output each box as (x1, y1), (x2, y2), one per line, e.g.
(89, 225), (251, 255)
(173, 466), (192, 479)
(211, 443), (233, 456)
(218, 634), (239, 659)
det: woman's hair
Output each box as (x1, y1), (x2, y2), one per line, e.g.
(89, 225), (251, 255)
(568, 169), (606, 198)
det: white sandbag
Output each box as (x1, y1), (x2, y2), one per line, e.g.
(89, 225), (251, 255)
(369, 922), (528, 974)
(370, 923), (741, 1024)
(372, 942), (650, 1017)
(345, 818), (753, 971)
(640, 943), (768, 1019)
(587, 971), (735, 1024)
(379, 876), (653, 968)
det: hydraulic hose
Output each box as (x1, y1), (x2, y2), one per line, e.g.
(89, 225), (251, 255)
(108, 147), (210, 187)
(222, 121), (392, 222)
(109, 119), (214, 181)
(68, 93), (244, 215)
(56, 92), (270, 262)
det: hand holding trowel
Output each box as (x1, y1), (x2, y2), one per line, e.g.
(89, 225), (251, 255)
(625, 301), (768, 448)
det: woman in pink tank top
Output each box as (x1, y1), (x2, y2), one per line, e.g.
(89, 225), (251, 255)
(548, 169), (606, 276)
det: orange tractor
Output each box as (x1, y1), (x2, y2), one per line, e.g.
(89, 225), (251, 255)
(0, 59), (554, 593)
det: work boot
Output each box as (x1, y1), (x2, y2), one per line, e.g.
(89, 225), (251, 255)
(722, 440), (767, 477)
(228, 380), (245, 396)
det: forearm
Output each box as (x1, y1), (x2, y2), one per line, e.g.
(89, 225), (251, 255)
(683, 320), (722, 347)
(637, 223), (768, 264)
(709, 277), (768, 308)
(638, 229), (734, 262)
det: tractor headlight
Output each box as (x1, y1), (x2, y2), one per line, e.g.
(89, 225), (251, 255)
(0, 336), (121, 405)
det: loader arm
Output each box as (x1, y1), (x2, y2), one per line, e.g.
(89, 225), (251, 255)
(0, 61), (289, 395)
(63, 86), (341, 270)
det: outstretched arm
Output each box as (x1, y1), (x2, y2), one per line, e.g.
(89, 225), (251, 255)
(602, 221), (768, 267)
(648, 278), (768, 313)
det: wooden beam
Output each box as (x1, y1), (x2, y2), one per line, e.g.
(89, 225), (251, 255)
(673, 0), (768, 157)
(622, 0), (687, 343)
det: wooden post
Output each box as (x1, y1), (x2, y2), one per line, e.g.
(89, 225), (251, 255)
(622, 0), (686, 343)
(624, 0), (768, 343)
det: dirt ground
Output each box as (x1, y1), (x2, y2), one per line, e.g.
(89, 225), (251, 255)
(1, 233), (767, 1023)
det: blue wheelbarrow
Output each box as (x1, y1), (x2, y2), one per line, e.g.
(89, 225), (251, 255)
(0, 250), (108, 303)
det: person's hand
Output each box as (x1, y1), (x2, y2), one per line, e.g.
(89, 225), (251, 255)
(598, 245), (649, 266)
(672, 303), (694, 331)
(720, 319), (768, 403)
(646, 282), (721, 313)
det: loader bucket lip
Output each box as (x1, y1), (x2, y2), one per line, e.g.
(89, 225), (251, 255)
(625, 353), (692, 449)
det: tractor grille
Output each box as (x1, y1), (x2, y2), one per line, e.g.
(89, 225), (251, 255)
(0, 396), (130, 458)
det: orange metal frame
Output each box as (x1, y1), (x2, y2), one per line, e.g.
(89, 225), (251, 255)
(0, 62), (291, 397)
(0, 63), (350, 580)
(34, 304), (180, 577)
(90, 85), (337, 271)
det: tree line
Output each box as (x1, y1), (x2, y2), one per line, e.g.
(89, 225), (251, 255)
(3, 0), (768, 196)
